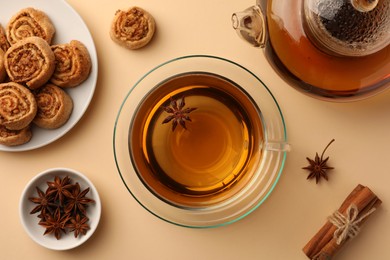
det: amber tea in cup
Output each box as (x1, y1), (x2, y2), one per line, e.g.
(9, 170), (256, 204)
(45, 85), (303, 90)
(130, 73), (265, 208)
(115, 55), (288, 227)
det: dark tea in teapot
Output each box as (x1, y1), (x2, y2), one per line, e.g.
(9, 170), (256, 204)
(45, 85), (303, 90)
(266, 0), (390, 99)
(233, 0), (390, 100)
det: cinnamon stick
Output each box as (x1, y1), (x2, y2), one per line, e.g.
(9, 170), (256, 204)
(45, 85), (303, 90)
(302, 184), (381, 259)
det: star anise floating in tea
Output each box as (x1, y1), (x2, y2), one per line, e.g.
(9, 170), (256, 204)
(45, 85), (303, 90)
(303, 139), (335, 184)
(162, 96), (197, 131)
(29, 176), (95, 239)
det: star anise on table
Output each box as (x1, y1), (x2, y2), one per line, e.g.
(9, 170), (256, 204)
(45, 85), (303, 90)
(162, 96), (197, 131)
(63, 183), (95, 215)
(39, 208), (71, 240)
(66, 214), (90, 238)
(303, 139), (335, 184)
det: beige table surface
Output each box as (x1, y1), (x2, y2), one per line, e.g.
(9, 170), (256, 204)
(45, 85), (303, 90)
(1, 0), (389, 259)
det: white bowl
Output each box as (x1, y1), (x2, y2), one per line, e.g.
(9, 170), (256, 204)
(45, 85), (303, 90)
(19, 168), (101, 250)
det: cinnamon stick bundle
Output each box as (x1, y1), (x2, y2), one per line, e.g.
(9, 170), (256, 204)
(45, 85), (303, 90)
(302, 184), (381, 260)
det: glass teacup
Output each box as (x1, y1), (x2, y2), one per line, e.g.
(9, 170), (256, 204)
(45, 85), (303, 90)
(114, 55), (289, 227)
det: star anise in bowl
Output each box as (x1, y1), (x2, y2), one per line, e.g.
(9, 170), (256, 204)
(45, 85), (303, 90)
(20, 168), (101, 250)
(28, 175), (95, 240)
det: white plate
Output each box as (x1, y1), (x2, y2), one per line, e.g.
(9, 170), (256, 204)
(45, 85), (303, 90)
(19, 168), (101, 250)
(0, 0), (98, 152)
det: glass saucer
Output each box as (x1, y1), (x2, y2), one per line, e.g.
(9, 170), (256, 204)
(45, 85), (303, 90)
(113, 55), (288, 228)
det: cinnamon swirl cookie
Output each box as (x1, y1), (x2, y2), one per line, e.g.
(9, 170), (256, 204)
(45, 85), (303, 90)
(0, 125), (32, 146)
(110, 7), (156, 50)
(0, 82), (37, 130)
(6, 7), (55, 45)
(5, 36), (55, 89)
(33, 84), (73, 129)
(0, 49), (6, 83)
(50, 40), (92, 88)
(0, 23), (10, 52)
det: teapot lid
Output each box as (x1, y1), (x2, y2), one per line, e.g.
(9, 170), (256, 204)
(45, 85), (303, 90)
(303, 0), (390, 56)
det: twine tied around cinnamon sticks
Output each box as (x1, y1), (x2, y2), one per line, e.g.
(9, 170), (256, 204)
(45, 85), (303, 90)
(303, 184), (382, 260)
(328, 204), (376, 245)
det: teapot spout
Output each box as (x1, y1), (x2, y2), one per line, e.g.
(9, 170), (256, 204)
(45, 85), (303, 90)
(232, 5), (267, 48)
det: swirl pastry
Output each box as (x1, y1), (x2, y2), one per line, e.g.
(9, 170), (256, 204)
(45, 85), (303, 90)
(110, 7), (156, 50)
(6, 7), (55, 45)
(0, 23), (10, 52)
(0, 125), (32, 146)
(50, 40), (92, 88)
(5, 36), (55, 90)
(0, 49), (6, 83)
(0, 82), (37, 130)
(33, 84), (73, 129)
(0, 24), (9, 83)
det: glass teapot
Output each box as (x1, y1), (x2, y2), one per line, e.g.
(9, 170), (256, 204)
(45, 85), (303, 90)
(232, 0), (390, 101)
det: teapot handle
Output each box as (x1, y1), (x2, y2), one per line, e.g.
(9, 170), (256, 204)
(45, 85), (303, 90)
(232, 5), (267, 48)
